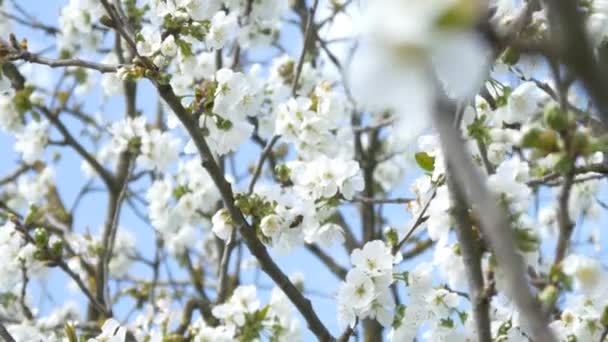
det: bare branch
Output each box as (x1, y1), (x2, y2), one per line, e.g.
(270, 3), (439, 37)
(247, 135), (281, 195)
(292, 0), (320, 96)
(38, 106), (117, 191)
(392, 186), (437, 255)
(9, 51), (118, 73)
(348, 196), (413, 205)
(305, 243), (348, 279)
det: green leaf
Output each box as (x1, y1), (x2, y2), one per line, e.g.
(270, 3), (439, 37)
(500, 47), (520, 66)
(439, 317), (454, 328)
(30, 110), (40, 122)
(601, 306), (608, 327)
(458, 311), (468, 324)
(495, 86), (512, 108)
(415, 152), (435, 172)
(467, 115), (490, 144)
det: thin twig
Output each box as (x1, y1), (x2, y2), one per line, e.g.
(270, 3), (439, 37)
(392, 186), (438, 254)
(9, 51), (118, 73)
(247, 135), (281, 195)
(292, 0), (320, 96)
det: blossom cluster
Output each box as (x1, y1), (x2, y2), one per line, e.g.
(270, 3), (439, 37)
(337, 240), (400, 329)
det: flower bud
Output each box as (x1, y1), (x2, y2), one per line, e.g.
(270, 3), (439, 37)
(539, 285), (558, 307)
(543, 104), (569, 132)
(33, 228), (48, 247)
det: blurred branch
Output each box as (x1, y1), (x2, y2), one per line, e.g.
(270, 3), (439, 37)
(433, 99), (555, 342)
(0, 321), (15, 342)
(526, 163), (608, 187)
(544, 0), (608, 124)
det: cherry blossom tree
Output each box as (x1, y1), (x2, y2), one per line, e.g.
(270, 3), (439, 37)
(2, 0), (608, 341)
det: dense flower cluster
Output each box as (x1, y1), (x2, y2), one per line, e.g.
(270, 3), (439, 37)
(2, 0), (608, 341)
(337, 240), (400, 329)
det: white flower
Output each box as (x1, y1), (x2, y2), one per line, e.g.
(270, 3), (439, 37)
(494, 81), (546, 124)
(487, 157), (532, 213)
(433, 244), (467, 290)
(275, 97), (316, 140)
(136, 26), (162, 57)
(350, 240), (394, 277)
(212, 209), (234, 240)
(0, 221), (26, 292)
(340, 268), (376, 310)
(213, 68), (261, 121)
(101, 53), (124, 96)
(212, 285), (260, 327)
(203, 118), (254, 156)
(361, 288), (395, 327)
(408, 262), (434, 296)
(186, 0), (223, 21)
(290, 155), (364, 200)
(562, 254), (605, 295)
(313, 223), (345, 247)
(88, 318), (126, 342)
(137, 129), (180, 171)
(426, 185), (452, 243)
(193, 324), (235, 342)
(426, 288), (459, 319)
(161, 35), (178, 56)
(353, 0), (487, 139)
(337, 290), (357, 329)
(147, 178), (174, 232)
(167, 224), (197, 256)
(207, 11), (238, 50)
(109, 116), (147, 154)
(108, 229), (136, 277)
(14, 120), (49, 163)
(267, 287), (302, 340)
(260, 214), (284, 239)
(0, 94), (21, 132)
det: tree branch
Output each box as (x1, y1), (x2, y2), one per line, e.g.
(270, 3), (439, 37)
(0, 321), (15, 342)
(305, 243), (347, 279)
(446, 173), (491, 342)
(9, 51), (118, 73)
(433, 99), (555, 342)
(292, 0), (319, 96)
